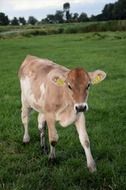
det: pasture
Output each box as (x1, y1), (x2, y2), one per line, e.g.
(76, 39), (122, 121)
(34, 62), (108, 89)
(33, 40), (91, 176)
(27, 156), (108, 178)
(0, 32), (126, 190)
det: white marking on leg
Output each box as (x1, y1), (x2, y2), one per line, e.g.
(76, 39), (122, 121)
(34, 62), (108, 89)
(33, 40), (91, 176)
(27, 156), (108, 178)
(38, 113), (45, 131)
(75, 113), (96, 172)
(21, 106), (30, 143)
(38, 113), (46, 148)
(49, 145), (56, 160)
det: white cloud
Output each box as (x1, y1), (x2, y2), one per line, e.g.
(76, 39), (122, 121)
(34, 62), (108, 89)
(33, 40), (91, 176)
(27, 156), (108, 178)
(1, 0), (101, 11)
(0, 0), (117, 20)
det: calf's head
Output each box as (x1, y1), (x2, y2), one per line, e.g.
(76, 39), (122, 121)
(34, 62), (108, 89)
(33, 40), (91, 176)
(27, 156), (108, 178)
(50, 68), (106, 113)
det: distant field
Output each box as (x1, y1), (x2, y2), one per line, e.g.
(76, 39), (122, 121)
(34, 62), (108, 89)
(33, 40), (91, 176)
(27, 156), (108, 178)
(0, 20), (126, 38)
(0, 32), (126, 190)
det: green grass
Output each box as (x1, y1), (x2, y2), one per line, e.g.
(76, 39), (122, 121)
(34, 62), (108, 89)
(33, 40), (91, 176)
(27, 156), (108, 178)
(0, 32), (126, 190)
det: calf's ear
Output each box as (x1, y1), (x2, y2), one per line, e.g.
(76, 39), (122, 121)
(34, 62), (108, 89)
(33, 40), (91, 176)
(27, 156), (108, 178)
(88, 70), (106, 85)
(51, 76), (65, 86)
(49, 70), (66, 87)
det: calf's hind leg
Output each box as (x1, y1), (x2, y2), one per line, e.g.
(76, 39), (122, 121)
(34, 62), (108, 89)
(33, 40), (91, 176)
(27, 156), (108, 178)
(38, 113), (48, 154)
(21, 100), (31, 144)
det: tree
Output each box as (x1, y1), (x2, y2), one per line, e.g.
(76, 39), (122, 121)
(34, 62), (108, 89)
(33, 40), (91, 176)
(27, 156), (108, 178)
(63, 2), (70, 12)
(19, 17), (26, 25)
(78, 13), (89, 22)
(55, 10), (64, 23)
(72, 13), (79, 22)
(28, 16), (38, 25)
(63, 2), (71, 21)
(90, 14), (97, 21)
(11, 17), (19, 25)
(42, 10), (64, 24)
(0, 12), (9, 25)
(101, 0), (126, 20)
(102, 3), (115, 20)
(66, 11), (71, 22)
(46, 14), (56, 23)
(41, 18), (49, 24)
(113, 0), (126, 19)
(112, 2), (120, 19)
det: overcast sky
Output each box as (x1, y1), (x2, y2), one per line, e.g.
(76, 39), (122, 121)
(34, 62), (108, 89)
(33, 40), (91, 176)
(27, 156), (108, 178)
(0, 0), (117, 20)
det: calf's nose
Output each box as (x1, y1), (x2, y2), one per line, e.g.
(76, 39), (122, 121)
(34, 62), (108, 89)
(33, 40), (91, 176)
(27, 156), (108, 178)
(74, 103), (88, 113)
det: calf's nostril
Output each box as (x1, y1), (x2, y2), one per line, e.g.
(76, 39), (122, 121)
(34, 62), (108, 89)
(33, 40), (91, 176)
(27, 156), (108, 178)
(83, 105), (87, 111)
(75, 105), (85, 112)
(75, 106), (79, 112)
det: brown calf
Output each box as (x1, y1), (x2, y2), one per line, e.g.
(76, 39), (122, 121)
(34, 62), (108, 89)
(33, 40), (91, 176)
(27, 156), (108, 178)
(18, 55), (106, 172)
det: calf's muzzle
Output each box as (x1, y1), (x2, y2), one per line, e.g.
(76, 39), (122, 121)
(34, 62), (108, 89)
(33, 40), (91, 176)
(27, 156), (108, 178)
(74, 103), (88, 113)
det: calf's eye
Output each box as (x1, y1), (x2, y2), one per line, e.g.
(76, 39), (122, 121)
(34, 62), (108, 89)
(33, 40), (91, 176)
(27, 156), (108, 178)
(86, 83), (91, 90)
(68, 84), (72, 90)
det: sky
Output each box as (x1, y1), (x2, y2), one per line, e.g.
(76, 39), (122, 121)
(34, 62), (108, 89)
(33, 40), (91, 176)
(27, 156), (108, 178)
(0, 0), (117, 20)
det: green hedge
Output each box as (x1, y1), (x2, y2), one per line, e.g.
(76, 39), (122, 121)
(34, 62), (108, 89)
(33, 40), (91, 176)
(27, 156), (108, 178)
(0, 20), (126, 39)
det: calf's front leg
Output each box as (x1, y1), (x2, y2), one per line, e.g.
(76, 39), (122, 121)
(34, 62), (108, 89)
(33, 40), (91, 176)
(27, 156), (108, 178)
(45, 113), (59, 161)
(75, 113), (96, 173)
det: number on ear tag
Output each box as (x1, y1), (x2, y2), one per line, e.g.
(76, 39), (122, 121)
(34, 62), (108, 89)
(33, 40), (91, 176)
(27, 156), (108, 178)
(56, 78), (65, 86)
(92, 75), (102, 84)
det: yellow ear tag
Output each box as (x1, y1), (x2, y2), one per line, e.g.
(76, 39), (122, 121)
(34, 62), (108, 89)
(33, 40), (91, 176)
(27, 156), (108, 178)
(92, 75), (102, 84)
(56, 78), (65, 86)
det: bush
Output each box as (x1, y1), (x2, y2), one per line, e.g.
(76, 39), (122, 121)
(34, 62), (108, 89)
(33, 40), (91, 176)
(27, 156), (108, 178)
(65, 26), (78, 34)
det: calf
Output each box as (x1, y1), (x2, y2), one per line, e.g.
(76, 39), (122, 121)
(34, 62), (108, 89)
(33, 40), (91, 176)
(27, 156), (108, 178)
(18, 55), (106, 172)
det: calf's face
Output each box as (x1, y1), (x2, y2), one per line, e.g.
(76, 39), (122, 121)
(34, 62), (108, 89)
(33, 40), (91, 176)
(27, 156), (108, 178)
(50, 68), (106, 113)
(66, 68), (90, 113)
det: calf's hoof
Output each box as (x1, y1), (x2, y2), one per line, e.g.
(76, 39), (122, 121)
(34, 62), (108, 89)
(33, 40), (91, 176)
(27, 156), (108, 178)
(48, 151), (56, 164)
(41, 145), (48, 155)
(88, 161), (97, 173)
(48, 157), (57, 164)
(23, 135), (30, 144)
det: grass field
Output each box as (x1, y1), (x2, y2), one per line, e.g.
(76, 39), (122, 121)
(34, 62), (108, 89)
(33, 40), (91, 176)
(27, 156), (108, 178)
(0, 32), (126, 190)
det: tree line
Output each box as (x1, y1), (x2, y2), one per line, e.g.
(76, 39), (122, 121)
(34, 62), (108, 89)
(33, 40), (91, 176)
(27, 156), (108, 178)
(0, 0), (126, 25)
(94, 0), (126, 21)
